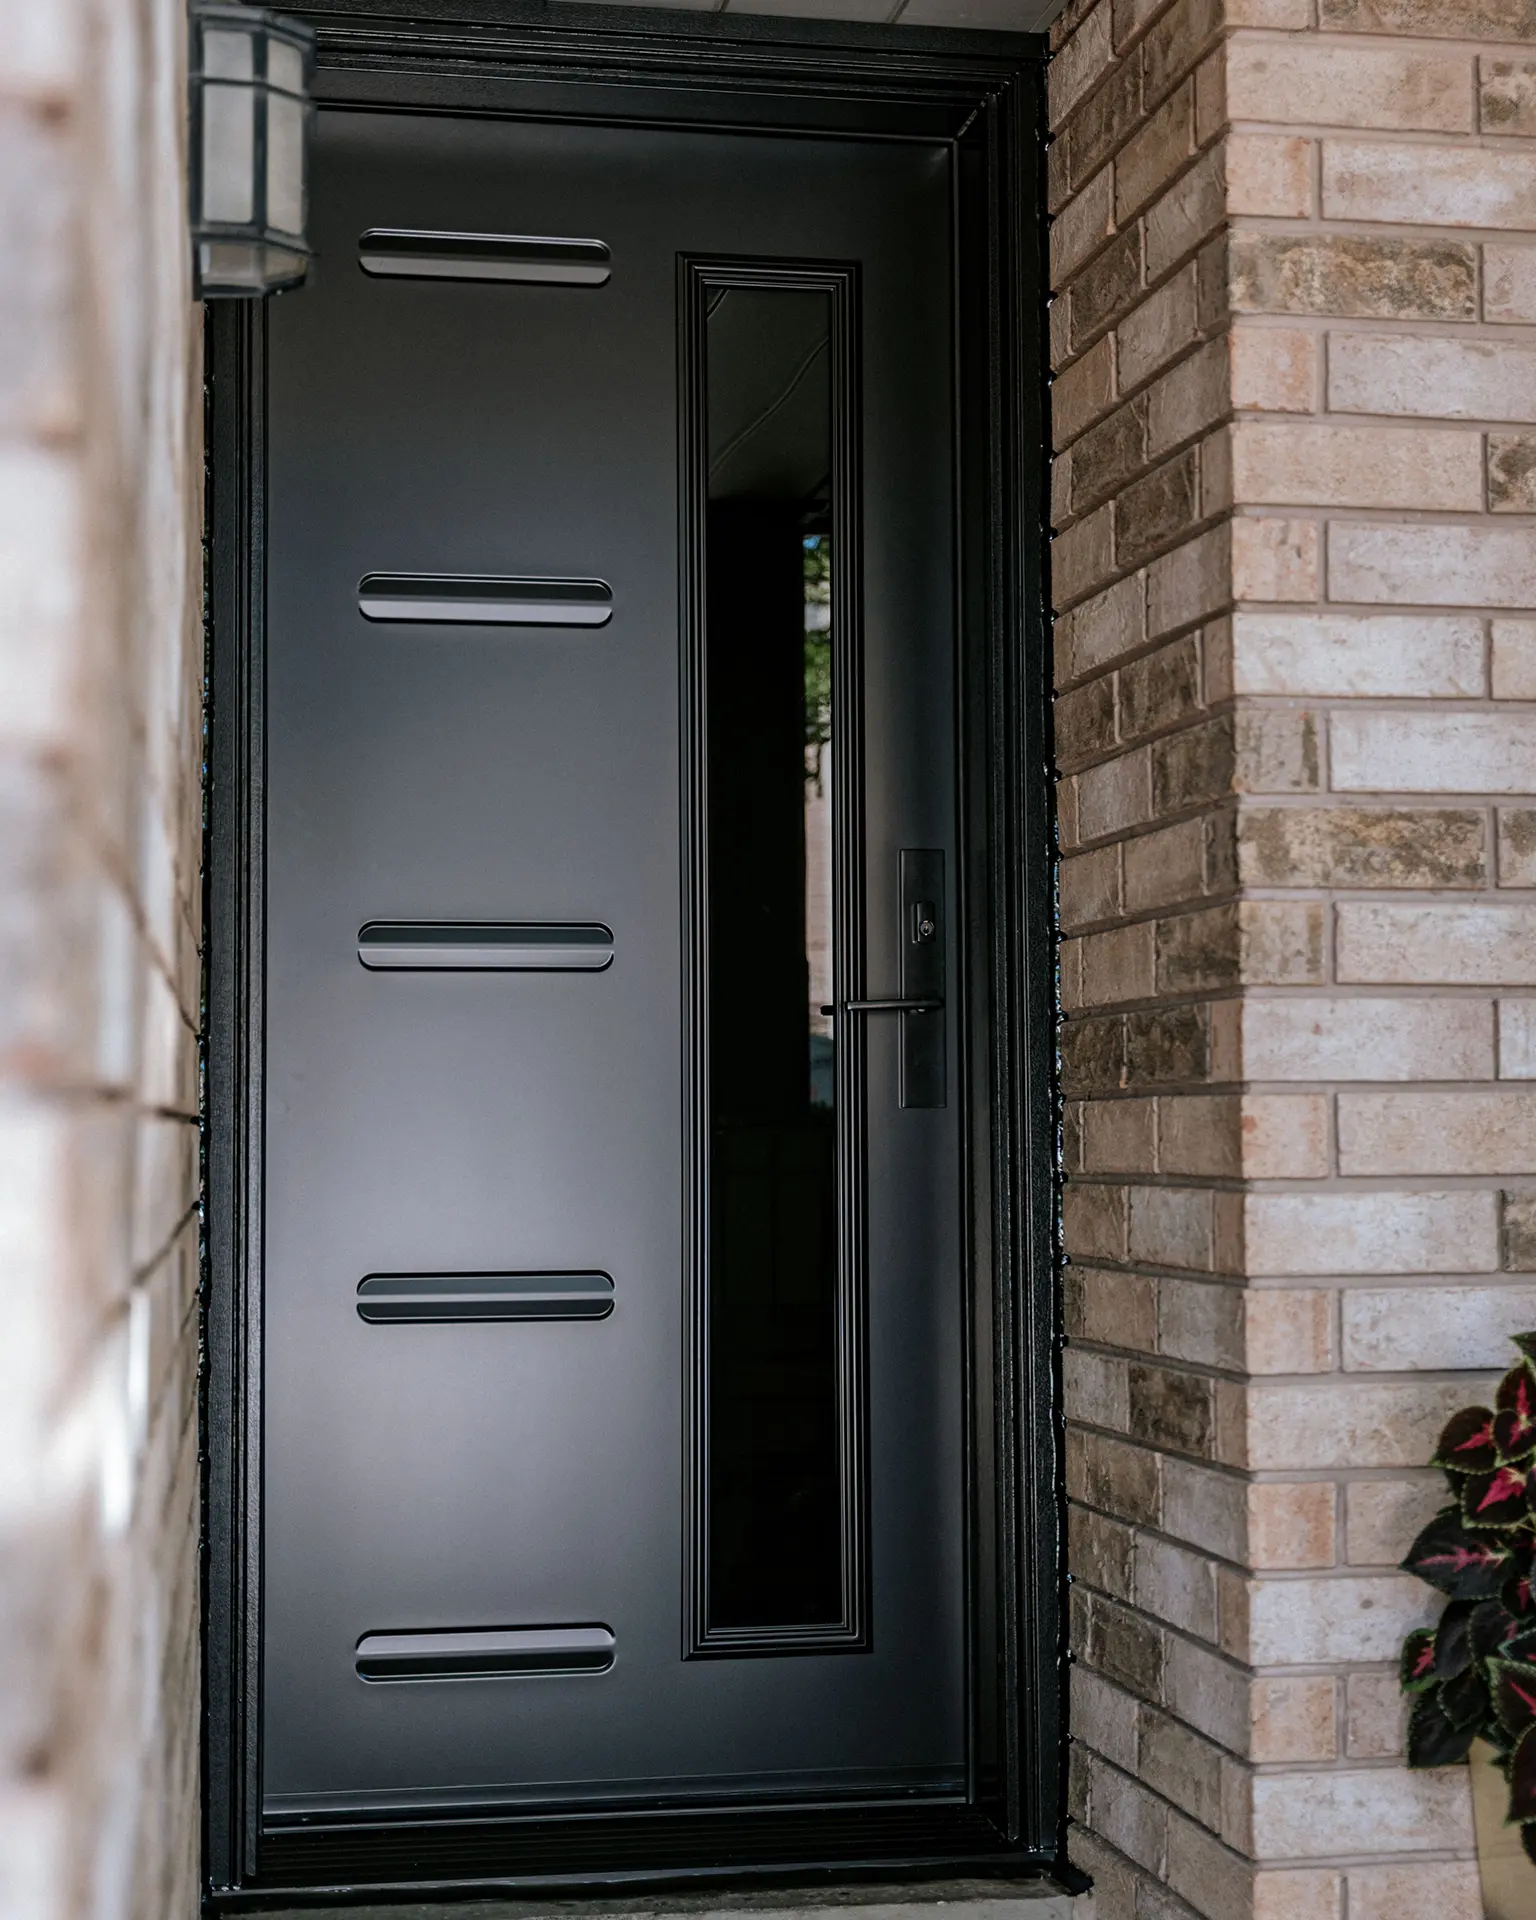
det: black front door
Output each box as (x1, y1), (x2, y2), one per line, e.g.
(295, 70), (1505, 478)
(260, 106), (965, 1819)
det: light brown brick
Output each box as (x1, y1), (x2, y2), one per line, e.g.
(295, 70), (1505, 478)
(1342, 1282), (1536, 1370)
(1137, 1705), (1222, 1827)
(1049, 4), (1114, 124)
(1230, 611), (1484, 697)
(1077, 746), (1155, 840)
(1500, 809), (1536, 887)
(1159, 1273), (1244, 1366)
(1082, 921), (1158, 1005)
(1325, 138), (1536, 230)
(1484, 58), (1536, 136)
(1489, 430), (1536, 511)
(1339, 901), (1536, 983)
(1485, 240), (1536, 322)
(1146, 143), (1226, 279)
(1115, 82), (1195, 223)
(1339, 1089), (1536, 1174)
(1051, 162), (1116, 288)
(1322, 0), (1536, 39)
(1329, 521), (1536, 609)
(1244, 1188), (1500, 1275)
(1053, 500), (1116, 608)
(1250, 1481), (1337, 1570)
(1253, 1870), (1343, 1920)
(1120, 278), (1203, 412)
(1246, 1379), (1490, 1472)
(1072, 225), (1145, 347)
(1148, 520), (1230, 635)
(1252, 1764), (1473, 1860)
(1230, 422), (1483, 511)
(1505, 1190), (1536, 1269)
(1237, 807), (1486, 888)
(1067, 1262), (1158, 1350)
(1071, 393), (1149, 514)
(1492, 618), (1536, 699)
(1246, 1286), (1335, 1369)
(1056, 675), (1119, 765)
(1054, 333), (1117, 445)
(1500, 997), (1536, 1074)
(1061, 845), (1123, 931)
(1123, 816), (1210, 912)
(1147, 334), (1229, 456)
(1329, 329), (1536, 421)
(1226, 135), (1313, 220)
(1058, 570), (1147, 681)
(1070, 1429), (1165, 1527)
(1130, 1357), (1216, 1452)
(1066, 1179), (1131, 1262)
(1242, 994), (1494, 1081)
(1226, 40), (1472, 134)
(1140, 0), (1223, 103)
(1231, 326), (1317, 412)
(1229, 230), (1477, 321)
(1231, 516), (1319, 602)
(1348, 1863), (1482, 1920)
(1116, 447), (1203, 566)
(1068, 57), (1145, 192)
(1308, 683), (1511, 790)
(1252, 1677), (1337, 1764)
(1082, 1097), (1158, 1173)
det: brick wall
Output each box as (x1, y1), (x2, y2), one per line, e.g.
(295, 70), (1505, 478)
(0, 3), (203, 1916)
(1049, 0), (1536, 1914)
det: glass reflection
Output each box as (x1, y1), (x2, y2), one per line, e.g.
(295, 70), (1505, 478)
(704, 288), (842, 1631)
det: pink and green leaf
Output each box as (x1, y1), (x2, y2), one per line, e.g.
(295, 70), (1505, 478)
(1434, 1405), (1500, 1476)
(1462, 1464), (1534, 1531)
(1403, 1511), (1513, 1598)
(1496, 1364), (1536, 1463)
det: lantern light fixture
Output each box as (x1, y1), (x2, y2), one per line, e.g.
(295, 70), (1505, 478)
(188, 3), (315, 298)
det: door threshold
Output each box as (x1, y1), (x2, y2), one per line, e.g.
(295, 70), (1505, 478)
(229, 1874), (1083, 1919)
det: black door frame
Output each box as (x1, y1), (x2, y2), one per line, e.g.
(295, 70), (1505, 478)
(203, 1), (1061, 1902)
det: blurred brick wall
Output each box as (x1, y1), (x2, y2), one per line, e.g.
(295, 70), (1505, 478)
(0, 2), (203, 1916)
(1048, 0), (1536, 1914)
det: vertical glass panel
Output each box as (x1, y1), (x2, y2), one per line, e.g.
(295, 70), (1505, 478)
(267, 39), (306, 96)
(202, 80), (255, 225)
(266, 91), (306, 238)
(703, 288), (841, 1632)
(202, 28), (254, 80)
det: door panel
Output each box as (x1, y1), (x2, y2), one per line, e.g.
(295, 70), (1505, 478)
(262, 108), (960, 1816)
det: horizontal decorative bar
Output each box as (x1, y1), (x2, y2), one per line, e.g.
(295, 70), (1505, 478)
(356, 1625), (615, 1682)
(357, 1272), (614, 1323)
(357, 923), (614, 971)
(357, 574), (612, 627)
(359, 228), (611, 285)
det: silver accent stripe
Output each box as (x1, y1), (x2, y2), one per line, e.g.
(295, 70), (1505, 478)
(357, 1272), (614, 1323)
(358, 923), (614, 971)
(358, 574), (612, 627)
(359, 228), (611, 285)
(356, 1626), (616, 1682)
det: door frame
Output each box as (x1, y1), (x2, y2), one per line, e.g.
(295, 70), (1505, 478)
(202, 0), (1061, 1902)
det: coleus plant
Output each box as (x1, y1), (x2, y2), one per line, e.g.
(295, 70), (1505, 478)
(1402, 1332), (1536, 1862)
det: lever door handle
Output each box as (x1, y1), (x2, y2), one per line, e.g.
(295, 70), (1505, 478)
(821, 998), (943, 1015)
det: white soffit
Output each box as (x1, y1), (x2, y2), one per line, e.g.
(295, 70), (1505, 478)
(554, 0), (1064, 33)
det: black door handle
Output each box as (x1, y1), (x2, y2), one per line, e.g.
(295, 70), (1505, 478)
(821, 998), (942, 1015)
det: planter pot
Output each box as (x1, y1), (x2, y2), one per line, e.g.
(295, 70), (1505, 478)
(1471, 1738), (1536, 1919)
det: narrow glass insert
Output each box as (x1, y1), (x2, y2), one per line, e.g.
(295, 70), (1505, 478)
(703, 287), (842, 1633)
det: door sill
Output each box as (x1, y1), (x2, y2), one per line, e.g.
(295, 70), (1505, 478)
(209, 1871), (1084, 1917)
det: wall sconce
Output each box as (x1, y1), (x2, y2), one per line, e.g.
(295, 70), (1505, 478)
(189, 3), (316, 297)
